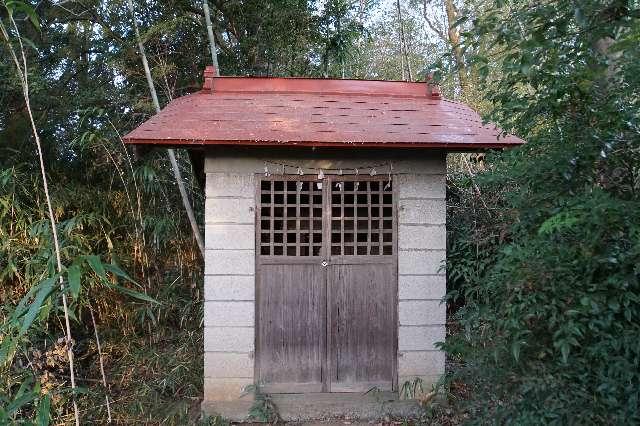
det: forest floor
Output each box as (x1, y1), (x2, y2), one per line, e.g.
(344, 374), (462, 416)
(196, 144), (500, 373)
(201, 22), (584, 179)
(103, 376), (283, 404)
(79, 324), (470, 424)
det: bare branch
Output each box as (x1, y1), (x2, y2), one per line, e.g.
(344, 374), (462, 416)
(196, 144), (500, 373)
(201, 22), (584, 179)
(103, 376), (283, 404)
(422, 0), (448, 42)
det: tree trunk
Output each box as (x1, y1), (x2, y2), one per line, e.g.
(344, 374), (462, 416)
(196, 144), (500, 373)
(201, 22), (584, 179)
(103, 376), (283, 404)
(396, 0), (412, 81)
(126, 0), (205, 258)
(443, 0), (468, 90)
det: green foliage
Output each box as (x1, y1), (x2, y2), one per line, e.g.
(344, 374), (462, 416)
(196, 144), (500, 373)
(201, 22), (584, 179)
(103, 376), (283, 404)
(0, 376), (51, 425)
(444, 0), (640, 423)
(1, 151), (201, 421)
(317, 0), (364, 77)
(245, 384), (281, 423)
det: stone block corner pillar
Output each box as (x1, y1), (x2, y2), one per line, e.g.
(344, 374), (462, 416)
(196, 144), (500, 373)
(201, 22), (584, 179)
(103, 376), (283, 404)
(202, 169), (256, 418)
(396, 161), (447, 397)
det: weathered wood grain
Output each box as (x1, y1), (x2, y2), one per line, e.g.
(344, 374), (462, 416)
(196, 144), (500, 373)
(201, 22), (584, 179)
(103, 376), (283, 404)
(329, 263), (395, 391)
(257, 263), (325, 393)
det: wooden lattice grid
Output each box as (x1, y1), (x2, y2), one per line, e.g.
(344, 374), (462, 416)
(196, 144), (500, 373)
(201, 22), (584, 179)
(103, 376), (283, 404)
(330, 179), (393, 256)
(259, 178), (323, 257)
(258, 176), (393, 257)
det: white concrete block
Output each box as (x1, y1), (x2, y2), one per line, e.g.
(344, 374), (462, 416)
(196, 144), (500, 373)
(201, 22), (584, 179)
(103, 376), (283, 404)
(205, 301), (254, 327)
(205, 198), (254, 224)
(205, 275), (255, 301)
(397, 174), (445, 199)
(398, 250), (446, 275)
(205, 352), (253, 378)
(398, 275), (446, 300)
(206, 173), (255, 198)
(205, 224), (255, 250)
(204, 326), (254, 352)
(204, 250), (254, 275)
(398, 351), (445, 376)
(398, 326), (445, 351)
(204, 378), (254, 401)
(399, 300), (446, 326)
(399, 199), (446, 224)
(399, 225), (446, 250)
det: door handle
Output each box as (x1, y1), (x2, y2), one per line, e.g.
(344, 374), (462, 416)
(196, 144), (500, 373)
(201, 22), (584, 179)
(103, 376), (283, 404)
(321, 260), (328, 267)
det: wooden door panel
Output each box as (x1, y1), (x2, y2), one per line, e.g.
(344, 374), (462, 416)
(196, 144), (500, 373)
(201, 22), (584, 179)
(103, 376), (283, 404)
(256, 175), (396, 394)
(257, 263), (325, 392)
(329, 263), (396, 391)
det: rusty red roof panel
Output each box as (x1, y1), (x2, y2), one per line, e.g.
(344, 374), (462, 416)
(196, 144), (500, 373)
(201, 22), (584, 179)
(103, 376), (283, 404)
(123, 67), (525, 150)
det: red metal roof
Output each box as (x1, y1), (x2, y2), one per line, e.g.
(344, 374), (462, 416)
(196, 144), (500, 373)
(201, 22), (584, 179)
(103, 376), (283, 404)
(123, 66), (524, 150)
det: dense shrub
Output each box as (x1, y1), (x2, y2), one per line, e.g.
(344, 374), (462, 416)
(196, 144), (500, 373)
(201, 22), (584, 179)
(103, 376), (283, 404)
(443, 0), (640, 423)
(0, 137), (203, 422)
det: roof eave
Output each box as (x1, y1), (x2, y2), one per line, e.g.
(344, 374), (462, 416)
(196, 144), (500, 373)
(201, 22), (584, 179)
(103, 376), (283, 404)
(122, 137), (522, 150)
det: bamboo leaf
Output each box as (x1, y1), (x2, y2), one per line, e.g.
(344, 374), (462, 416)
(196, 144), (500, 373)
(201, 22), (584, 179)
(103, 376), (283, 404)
(10, 284), (37, 322)
(36, 394), (51, 426)
(72, 386), (88, 395)
(85, 255), (106, 281)
(6, 380), (36, 415)
(19, 276), (56, 336)
(104, 262), (138, 285)
(560, 341), (570, 364)
(5, 0), (40, 31)
(67, 264), (81, 299)
(6, 393), (36, 416)
(112, 284), (160, 305)
(20, 36), (38, 52)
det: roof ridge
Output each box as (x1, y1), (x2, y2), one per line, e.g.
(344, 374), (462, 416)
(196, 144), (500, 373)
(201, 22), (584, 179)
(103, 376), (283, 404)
(202, 66), (443, 99)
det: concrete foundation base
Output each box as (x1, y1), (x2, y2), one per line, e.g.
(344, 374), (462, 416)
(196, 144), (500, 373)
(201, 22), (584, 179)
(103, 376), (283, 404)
(202, 392), (424, 422)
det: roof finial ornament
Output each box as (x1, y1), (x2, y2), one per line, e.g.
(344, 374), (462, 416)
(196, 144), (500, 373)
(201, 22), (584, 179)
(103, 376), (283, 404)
(203, 66), (217, 91)
(426, 72), (442, 99)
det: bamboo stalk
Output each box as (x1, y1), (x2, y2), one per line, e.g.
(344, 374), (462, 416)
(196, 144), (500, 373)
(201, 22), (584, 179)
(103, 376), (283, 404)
(202, 0), (220, 75)
(89, 305), (112, 422)
(126, 0), (205, 258)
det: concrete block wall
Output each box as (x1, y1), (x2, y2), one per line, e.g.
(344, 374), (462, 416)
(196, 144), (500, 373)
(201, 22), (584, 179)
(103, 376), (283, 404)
(396, 172), (446, 392)
(204, 172), (255, 401)
(203, 148), (446, 404)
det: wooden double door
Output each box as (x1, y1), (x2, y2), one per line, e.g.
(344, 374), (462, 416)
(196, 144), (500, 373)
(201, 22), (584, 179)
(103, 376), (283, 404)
(255, 175), (397, 393)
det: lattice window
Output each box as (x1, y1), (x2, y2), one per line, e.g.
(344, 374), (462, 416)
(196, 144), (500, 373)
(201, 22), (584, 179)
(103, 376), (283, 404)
(259, 179), (323, 256)
(330, 179), (393, 256)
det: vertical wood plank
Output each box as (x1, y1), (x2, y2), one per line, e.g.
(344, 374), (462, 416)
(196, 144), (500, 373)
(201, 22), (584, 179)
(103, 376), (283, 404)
(329, 263), (395, 391)
(257, 264), (324, 391)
